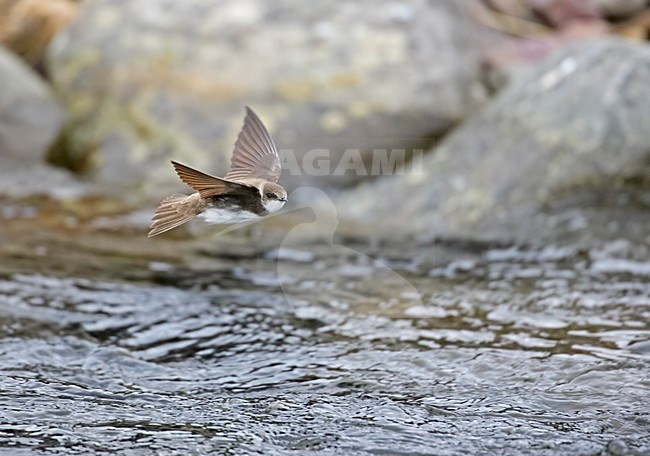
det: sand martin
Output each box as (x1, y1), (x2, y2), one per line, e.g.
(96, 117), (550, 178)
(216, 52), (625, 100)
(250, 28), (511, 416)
(148, 107), (287, 237)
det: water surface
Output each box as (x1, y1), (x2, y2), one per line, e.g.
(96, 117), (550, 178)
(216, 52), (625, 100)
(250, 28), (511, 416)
(0, 237), (648, 455)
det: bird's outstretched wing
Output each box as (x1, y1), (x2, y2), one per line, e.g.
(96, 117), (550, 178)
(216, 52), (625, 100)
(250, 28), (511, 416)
(224, 106), (281, 183)
(171, 161), (252, 198)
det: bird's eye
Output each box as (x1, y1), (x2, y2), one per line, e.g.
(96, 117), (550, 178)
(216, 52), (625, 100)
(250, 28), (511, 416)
(265, 192), (275, 199)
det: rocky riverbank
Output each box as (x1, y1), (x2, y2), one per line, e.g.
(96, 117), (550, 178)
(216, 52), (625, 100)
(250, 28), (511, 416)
(0, 0), (649, 454)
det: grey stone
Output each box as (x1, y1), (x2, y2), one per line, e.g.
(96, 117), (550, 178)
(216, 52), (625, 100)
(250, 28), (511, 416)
(339, 38), (650, 242)
(46, 0), (501, 194)
(0, 45), (77, 200)
(0, 45), (65, 163)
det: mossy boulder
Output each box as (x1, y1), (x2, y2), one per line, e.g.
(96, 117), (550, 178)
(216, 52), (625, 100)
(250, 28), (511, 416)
(340, 38), (650, 242)
(46, 0), (500, 194)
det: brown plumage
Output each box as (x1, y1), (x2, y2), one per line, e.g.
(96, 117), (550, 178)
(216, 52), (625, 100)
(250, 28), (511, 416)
(148, 107), (287, 237)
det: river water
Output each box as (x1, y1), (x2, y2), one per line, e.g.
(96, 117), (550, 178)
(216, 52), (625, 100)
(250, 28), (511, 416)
(0, 229), (649, 454)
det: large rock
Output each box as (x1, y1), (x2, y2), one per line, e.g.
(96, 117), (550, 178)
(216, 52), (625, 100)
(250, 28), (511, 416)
(0, 45), (84, 200)
(0, 45), (65, 163)
(339, 38), (650, 242)
(46, 0), (501, 194)
(0, 45), (88, 200)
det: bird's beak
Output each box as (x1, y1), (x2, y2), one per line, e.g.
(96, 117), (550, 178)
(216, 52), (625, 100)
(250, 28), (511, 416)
(280, 198), (288, 202)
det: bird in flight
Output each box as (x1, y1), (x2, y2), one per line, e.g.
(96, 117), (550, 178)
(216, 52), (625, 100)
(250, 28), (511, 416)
(148, 107), (287, 237)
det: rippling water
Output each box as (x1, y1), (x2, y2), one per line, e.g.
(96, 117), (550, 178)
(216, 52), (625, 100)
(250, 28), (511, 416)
(0, 239), (648, 455)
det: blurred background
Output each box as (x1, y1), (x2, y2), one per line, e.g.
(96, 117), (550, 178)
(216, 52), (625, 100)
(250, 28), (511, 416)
(0, 1), (649, 454)
(1, 0), (649, 243)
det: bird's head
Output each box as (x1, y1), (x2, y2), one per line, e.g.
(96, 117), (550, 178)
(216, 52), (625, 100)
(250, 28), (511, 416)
(260, 182), (288, 213)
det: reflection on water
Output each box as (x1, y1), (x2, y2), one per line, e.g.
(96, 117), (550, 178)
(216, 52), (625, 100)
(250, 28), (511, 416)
(0, 240), (648, 455)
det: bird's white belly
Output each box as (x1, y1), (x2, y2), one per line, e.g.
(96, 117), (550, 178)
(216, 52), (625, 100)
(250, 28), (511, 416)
(264, 199), (286, 213)
(199, 208), (260, 224)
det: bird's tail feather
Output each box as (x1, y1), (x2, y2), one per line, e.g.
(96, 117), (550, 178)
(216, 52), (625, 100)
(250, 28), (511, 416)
(148, 195), (197, 237)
